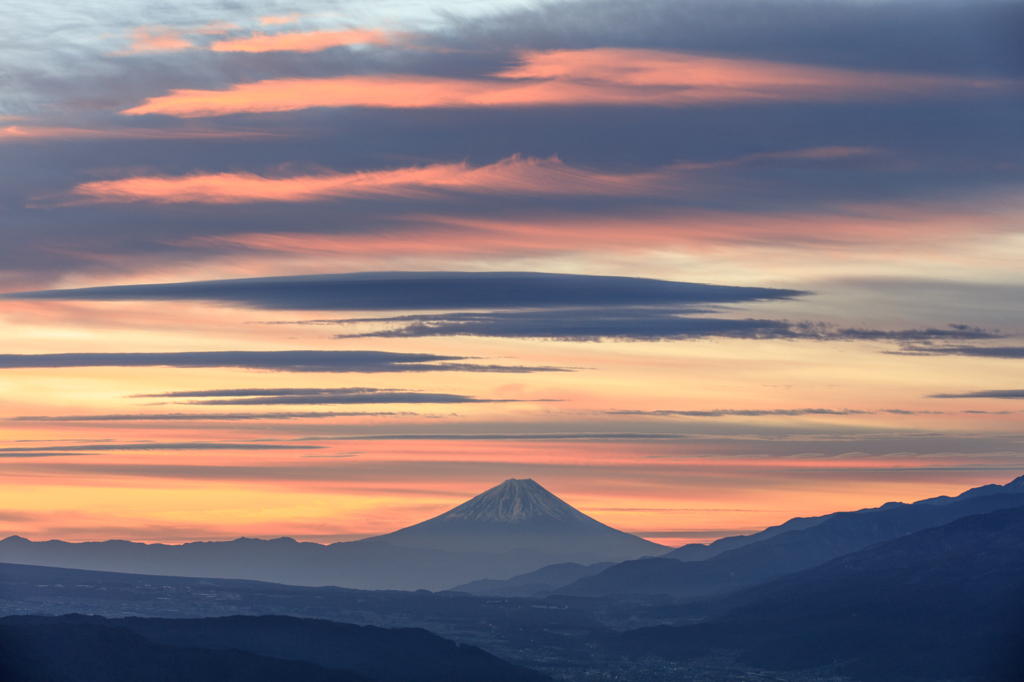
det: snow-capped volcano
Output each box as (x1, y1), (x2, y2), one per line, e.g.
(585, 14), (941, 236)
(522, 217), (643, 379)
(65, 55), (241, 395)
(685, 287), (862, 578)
(435, 478), (595, 524)
(374, 479), (667, 560)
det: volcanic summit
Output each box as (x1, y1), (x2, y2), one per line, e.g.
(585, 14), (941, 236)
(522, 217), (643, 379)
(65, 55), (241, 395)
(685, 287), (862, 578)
(375, 478), (667, 560)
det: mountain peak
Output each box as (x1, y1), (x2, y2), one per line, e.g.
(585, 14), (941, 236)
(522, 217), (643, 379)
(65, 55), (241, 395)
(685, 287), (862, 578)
(373, 478), (667, 559)
(435, 478), (592, 525)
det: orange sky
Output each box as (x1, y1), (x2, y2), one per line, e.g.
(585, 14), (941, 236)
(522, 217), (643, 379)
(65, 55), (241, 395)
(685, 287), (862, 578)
(1, 1), (1022, 548)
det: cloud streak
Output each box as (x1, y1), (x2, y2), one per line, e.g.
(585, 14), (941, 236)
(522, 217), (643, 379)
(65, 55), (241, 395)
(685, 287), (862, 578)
(0, 126), (275, 143)
(54, 156), (674, 205)
(1, 271), (801, 310)
(930, 390), (1024, 399)
(606, 408), (945, 417)
(210, 29), (389, 53)
(0, 351), (564, 373)
(120, 48), (1017, 117)
(897, 345), (1024, 359)
(136, 386), (527, 405)
(9, 412), (411, 422)
(0, 442), (320, 453)
(331, 310), (1000, 343)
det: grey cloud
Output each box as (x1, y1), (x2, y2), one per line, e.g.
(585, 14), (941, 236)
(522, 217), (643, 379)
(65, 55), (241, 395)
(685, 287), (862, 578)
(931, 390), (1024, 399)
(830, 325), (999, 341)
(895, 345), (1024, 359)
(330, 309), (1002, 343)
(8, 412), (412, 422)
(339, 310), (797, 341)
(0, 452), (93, 458)
(609, 408), (947, 417)
(610, 409), (870, 417)
(0, 442), (321, 453)
(134, 386), (545, 405)
(322, 433), (693, 441)
(0, 350), (565, 373)
(0, 271), (803, 310)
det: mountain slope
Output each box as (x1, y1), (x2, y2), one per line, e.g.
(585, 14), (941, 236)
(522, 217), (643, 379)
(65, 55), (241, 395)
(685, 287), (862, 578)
(449, 561), (615, 597)
(376, 479), (665, 559)
(559, 488), (1024, 597)
(664, 474), (1024, 562)
(614, 505), (1024, 681)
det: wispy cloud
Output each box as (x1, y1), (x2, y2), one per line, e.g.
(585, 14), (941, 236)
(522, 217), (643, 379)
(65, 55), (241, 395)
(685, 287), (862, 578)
(210, 29), (389, 53)
(54, 155), (674, 205)
(896, 345), (1024, 359)
(338, 310), (798, 341)
(135, 386), (529, 405)
(930, 390), (1024, 399)
(0, 442), (320, 453)
(331, 310), (999, 343)
(9, 412), (411, 422)
(122, 26), (195, 54)
(606, 408), (947, 417)
(0, 351), (566, 373)
(260, 14), (301, 26)
(115, 23), (235, 55)
(0, 125), (275, 143)
(120, 48), (1017, 117)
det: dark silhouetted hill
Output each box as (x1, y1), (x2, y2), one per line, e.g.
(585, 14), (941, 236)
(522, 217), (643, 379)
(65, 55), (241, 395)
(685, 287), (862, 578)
(614, 504), (1024, 681)
(0, 614), (551, 682)
(0, 617), (371, 682)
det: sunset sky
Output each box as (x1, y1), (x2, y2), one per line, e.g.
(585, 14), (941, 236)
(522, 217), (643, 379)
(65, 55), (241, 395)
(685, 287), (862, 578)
(1, 0), (1022, 547)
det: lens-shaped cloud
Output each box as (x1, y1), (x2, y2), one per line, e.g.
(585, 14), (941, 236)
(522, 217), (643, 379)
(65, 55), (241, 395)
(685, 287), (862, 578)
(0, 271), (802, 310)
(0, 350), (565, 373)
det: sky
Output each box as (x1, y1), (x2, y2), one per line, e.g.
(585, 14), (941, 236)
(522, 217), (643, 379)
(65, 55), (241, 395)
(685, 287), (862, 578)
(0, 0), (1022, 547)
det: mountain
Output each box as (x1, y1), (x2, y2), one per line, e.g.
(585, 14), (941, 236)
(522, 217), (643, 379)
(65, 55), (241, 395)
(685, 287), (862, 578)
(614, 505), (1024, 682)
(376, 479), (665, 558)
(0, 479), (663, 591)
(664, 513), (831, 562)
(449, 561), (615, 597)
(0, 614), (551, 682)
(558, 475), (1024, 598)
(663, 474), (1024, 562)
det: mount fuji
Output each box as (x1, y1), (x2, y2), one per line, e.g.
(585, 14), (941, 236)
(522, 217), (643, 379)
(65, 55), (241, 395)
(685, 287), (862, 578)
(374, 478), (666, 558)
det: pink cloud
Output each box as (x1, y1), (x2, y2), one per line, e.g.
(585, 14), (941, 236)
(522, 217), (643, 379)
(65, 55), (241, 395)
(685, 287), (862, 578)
(0, 126), (276, 143)
(59, 155), (671, 205)
(210, 29), (389, 53)
(260, 14), (302, 26)
(121, 48), (1017, 117)
(123, 26), (194, 54)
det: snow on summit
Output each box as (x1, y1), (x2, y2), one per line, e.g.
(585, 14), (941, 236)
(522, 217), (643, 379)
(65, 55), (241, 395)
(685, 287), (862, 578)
(438, 479), (594, 524)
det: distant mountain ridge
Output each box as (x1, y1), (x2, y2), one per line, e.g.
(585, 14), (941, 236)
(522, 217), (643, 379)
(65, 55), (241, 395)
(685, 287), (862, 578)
(614, 504), (1024, 681)
(557, 474), (1024, 598)
(0, 479), (664, 591)
(449, 561), (615, 597)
